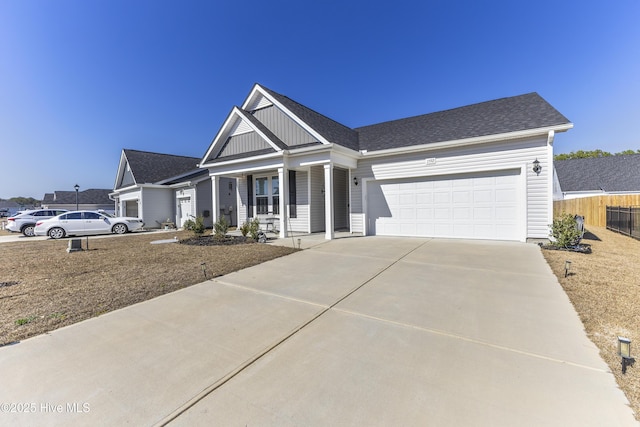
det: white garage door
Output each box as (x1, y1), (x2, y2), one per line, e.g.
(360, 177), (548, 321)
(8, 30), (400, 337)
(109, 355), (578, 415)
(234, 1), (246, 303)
(367, 170), (521, 240)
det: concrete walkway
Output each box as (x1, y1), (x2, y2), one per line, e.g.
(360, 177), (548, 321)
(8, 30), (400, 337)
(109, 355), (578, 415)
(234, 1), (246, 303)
(0, 237), (636, 426)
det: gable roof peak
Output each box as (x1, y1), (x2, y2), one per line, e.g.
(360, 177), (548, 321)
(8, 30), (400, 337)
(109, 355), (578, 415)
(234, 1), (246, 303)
(251, 84), (360, 151)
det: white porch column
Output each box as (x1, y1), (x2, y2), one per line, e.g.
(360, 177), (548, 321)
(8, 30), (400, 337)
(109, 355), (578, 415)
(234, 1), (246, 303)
(278, 167), (288, 238)
(324, 163), (334, 240)
(211, 175), (219, 224)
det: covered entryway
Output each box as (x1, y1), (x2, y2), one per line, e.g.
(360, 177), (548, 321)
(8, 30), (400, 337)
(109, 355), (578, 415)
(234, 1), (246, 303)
(367, 169), (522, 240)
(124, 200), (139, 218)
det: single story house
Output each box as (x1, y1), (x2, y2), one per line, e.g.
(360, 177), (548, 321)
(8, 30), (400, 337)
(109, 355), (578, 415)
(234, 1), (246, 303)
(199, 84), (572, 242)
(42, 189), (115, 213)
(110, 149), (236, 228)
(553, 154), (640, 200)
(0, 200), (21, 216)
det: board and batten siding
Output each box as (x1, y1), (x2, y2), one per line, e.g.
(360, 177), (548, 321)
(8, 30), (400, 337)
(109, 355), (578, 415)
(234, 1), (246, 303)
(219, 132), (273, 158)
(253, 106), (318, 147)
(120, 166), (135, 188)
(351, 136), (552, 239)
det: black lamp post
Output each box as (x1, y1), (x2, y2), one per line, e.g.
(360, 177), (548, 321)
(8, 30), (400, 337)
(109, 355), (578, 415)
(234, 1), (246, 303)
(74, 184), (80, 211)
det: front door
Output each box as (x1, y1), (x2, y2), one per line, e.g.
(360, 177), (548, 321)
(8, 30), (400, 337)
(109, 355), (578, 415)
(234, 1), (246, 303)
(179, 197), (191, 227)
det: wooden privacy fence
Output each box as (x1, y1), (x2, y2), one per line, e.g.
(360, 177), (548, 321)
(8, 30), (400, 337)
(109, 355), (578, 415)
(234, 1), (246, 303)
(553, 194), (640, 227)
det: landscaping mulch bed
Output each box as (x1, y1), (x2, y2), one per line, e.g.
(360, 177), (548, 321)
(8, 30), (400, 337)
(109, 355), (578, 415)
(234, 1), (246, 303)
(180, 235), (253, 246)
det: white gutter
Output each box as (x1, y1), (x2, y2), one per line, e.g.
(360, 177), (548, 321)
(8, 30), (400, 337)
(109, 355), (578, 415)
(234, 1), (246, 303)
(360, 124), (574, 159)
(199, 151), (284, 169)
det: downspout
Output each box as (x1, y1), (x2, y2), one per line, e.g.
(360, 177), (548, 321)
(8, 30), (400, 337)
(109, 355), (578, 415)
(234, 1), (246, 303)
(547, 130), (556, 229)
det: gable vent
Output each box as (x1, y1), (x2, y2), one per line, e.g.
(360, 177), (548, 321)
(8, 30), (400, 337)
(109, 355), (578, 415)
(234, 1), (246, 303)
(229, 119), (253, 136)
(246, 95), (273, 112)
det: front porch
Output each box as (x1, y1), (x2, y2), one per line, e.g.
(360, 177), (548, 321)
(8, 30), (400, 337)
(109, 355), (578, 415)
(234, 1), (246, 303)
(211, 163), (354, 240)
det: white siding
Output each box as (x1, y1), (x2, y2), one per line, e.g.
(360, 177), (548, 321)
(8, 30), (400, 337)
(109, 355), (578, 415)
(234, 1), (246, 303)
(288, 170), (309, 233)
(237, 177), (248, 225)
(352, 136), (552, 239)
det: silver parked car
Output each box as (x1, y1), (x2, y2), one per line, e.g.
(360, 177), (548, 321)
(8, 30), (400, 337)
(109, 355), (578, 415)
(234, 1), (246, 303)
(6, 209), (69, 237)
(34, 211), (145, 239)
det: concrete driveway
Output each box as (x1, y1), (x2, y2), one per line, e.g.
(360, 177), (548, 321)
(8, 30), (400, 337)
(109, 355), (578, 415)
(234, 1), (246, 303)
(0, 237), (635, 426)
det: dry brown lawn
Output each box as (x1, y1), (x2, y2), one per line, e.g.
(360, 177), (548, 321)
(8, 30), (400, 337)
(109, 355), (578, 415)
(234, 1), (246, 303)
(0, 228), (296, 346)
(1, 218), (638, 418)
(542, 226), (640, 420)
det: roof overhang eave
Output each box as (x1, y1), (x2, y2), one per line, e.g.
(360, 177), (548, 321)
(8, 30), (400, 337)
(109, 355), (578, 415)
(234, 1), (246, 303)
(199, 151), (285, 169)
(360, 123), (574, 159)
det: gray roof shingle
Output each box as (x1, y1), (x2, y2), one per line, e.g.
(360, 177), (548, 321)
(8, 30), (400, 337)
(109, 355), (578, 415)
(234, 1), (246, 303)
(123, 149), (201, 185)
(555, 154), (640, 193)
(260, 86), (360, 151)
(355, 93), (571, 151)
(42, 189), (113, 204)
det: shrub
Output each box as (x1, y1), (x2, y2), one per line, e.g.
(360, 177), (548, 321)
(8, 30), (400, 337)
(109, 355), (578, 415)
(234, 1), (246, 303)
(213, 216), (229, 239)
(184, 216), (206, 235)
(549, 213), (581, 248)
(239, 221), (250, 237)
(248, 218), (260, 240)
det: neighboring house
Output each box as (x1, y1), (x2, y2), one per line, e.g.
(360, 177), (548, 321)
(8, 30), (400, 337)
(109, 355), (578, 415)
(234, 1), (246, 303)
(553, 154), (640, 200)
(0, 200), (21, 216)
(110, 149), (236, 228)
(42, 189), (115, 213)
(199, 83), (573, 242)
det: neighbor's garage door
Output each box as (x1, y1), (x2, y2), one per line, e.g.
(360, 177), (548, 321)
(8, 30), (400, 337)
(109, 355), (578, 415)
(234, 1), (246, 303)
(367, 170), (521, 240)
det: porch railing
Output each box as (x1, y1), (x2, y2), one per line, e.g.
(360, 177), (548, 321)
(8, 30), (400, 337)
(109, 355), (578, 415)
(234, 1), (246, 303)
(606, 206), (640, 239)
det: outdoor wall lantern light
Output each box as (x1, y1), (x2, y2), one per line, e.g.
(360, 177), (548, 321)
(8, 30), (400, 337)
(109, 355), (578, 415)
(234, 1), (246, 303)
(564, 260), (572, 278)
(618, 336), (632, 374)
(74, 184), (80, 210)
(532, 159), (542, 175)
(353, 176), (358, 186)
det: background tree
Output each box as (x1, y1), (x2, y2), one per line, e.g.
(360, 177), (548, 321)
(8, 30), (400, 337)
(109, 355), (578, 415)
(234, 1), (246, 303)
(554, 149), (639, 160)
(9, 197), (40, 206)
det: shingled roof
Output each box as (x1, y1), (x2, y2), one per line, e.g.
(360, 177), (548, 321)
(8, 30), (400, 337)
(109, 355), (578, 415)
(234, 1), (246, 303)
(42, 189), (112, 204)
(123, 149), (201, 184)
(260, 86), (360, 151)
(555, 154), (640, 193)
(355, 93), (571, 151)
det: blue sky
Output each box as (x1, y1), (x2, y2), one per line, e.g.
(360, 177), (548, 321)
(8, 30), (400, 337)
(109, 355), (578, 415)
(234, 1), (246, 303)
(1, 0), (639, 199)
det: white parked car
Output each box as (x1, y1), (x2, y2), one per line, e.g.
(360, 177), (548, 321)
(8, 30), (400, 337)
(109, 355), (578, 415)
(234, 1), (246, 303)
(34, 211), (145, 239)
(6, 209), (69, 236)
